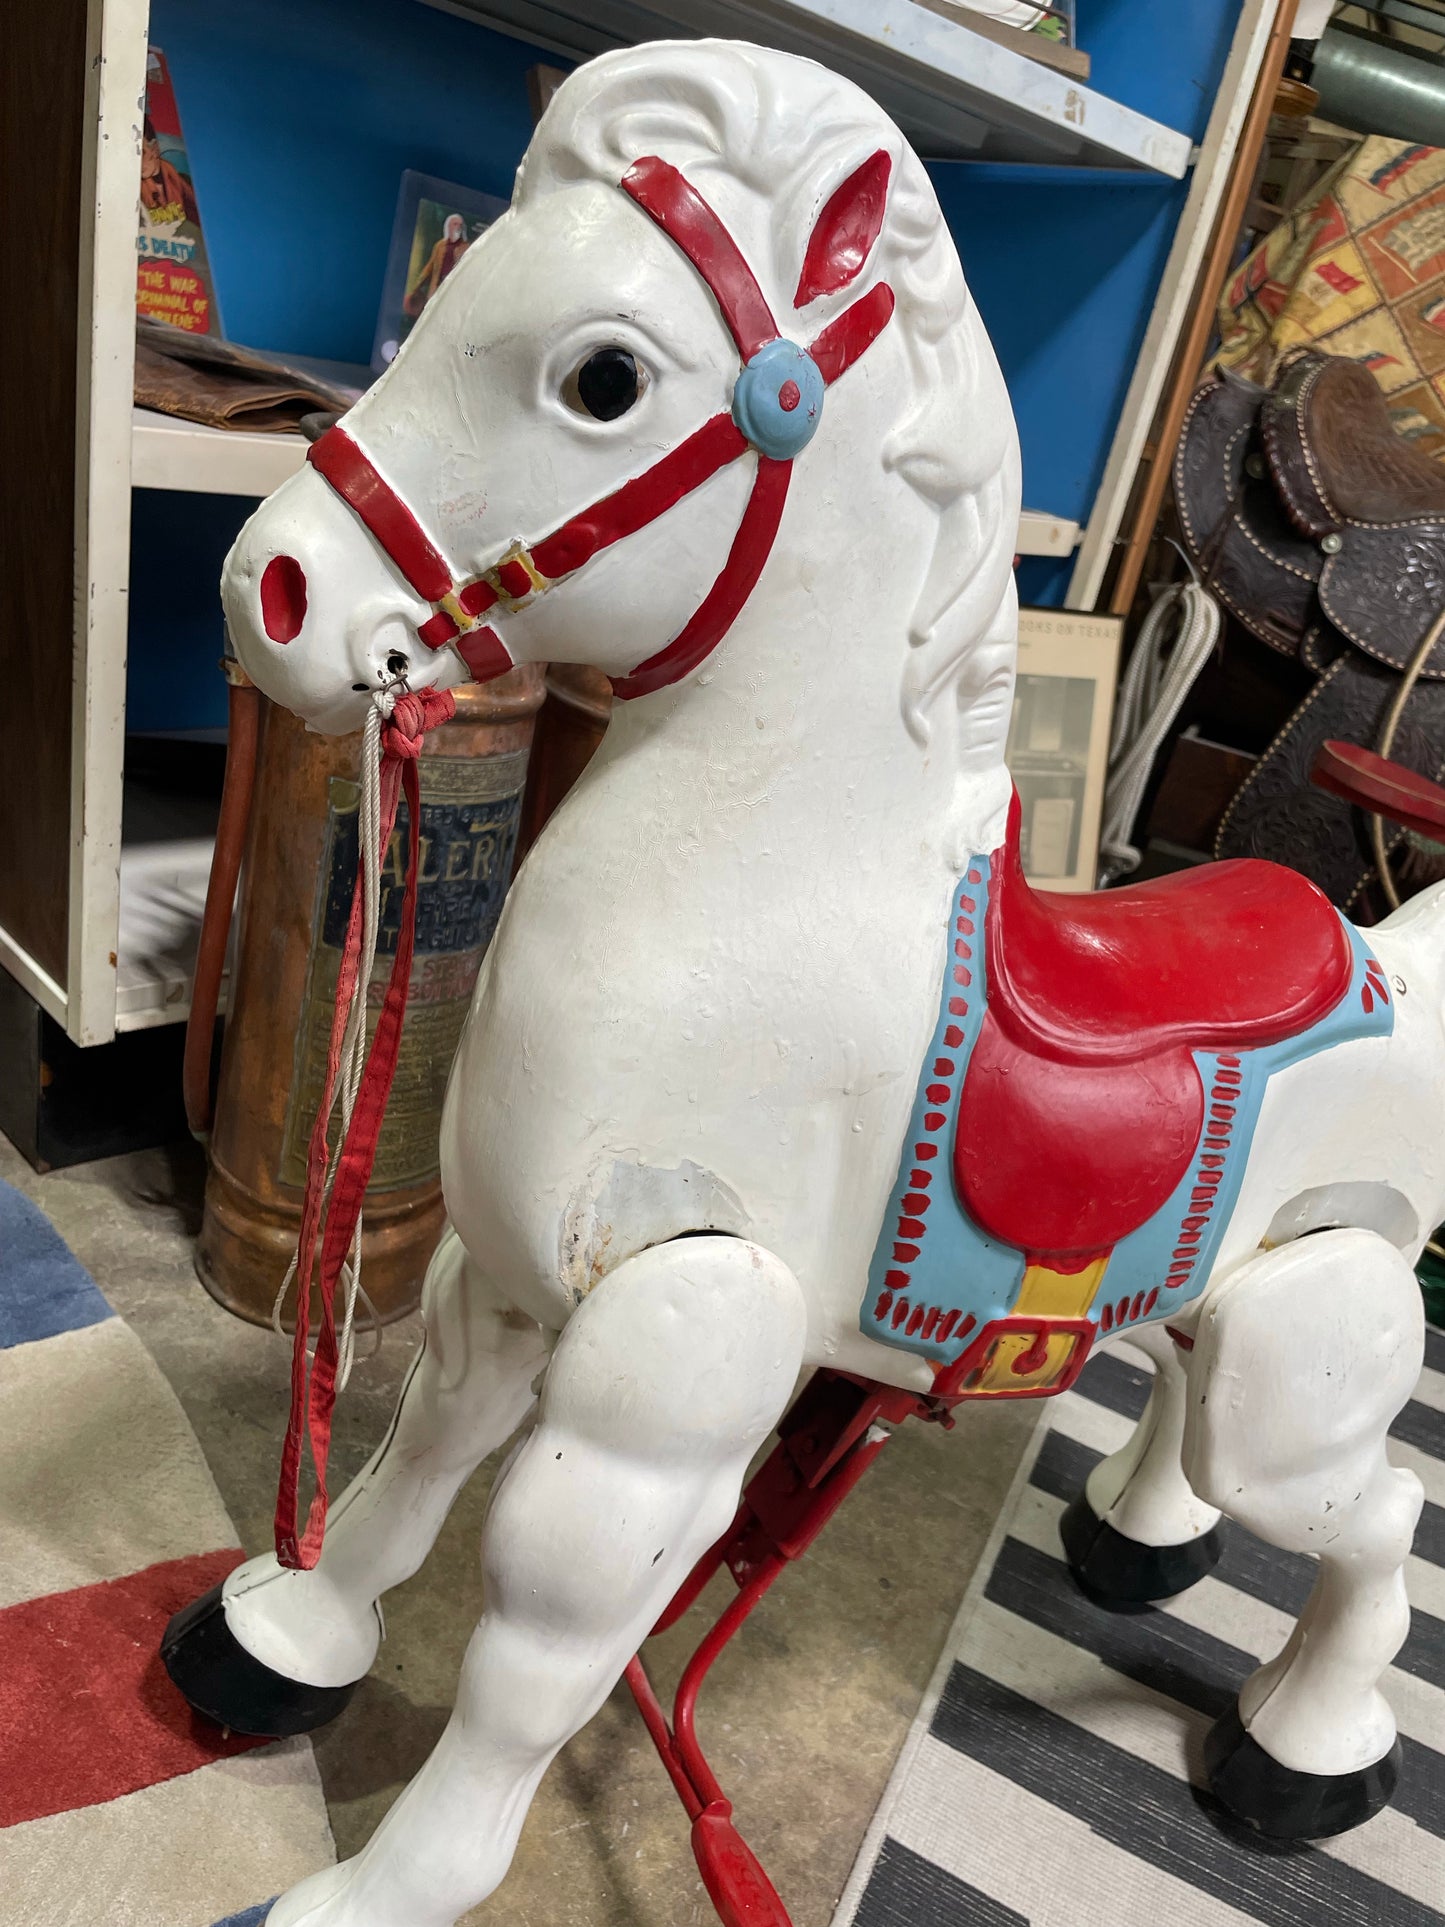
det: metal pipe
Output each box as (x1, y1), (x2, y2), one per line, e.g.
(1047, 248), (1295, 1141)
(1313, 18), (1445, 141)
(1354, 0), (1445, 40)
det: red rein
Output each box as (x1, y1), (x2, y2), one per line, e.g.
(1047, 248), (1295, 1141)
(273, 150), (900, 1568)
(274, 686), (456, 1570)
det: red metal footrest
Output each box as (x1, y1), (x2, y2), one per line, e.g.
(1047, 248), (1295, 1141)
(624, 1368), (958, 1926)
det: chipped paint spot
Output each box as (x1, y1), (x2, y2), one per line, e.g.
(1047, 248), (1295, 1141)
(559, 1158), (746, 1302)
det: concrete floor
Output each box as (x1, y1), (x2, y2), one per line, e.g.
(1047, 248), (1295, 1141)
(1, 1132), (1041, 1927)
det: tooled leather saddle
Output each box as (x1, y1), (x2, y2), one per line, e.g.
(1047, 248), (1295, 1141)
(1174, 348), (1445, 913)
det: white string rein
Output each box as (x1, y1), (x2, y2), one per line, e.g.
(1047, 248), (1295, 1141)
(1098, 579), (1221, 884)
(271, 690), (391, 1387)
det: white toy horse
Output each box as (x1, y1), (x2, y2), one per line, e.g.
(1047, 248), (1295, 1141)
(163, 39), (1436, 1927)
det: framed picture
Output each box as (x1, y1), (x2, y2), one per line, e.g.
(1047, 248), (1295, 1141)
(372, 171), (509, 374)
(1005, 607), (1122, 892)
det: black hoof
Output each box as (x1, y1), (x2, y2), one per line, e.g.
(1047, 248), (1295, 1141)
(1205, 1702), (1401, 1840)
(161, 1579), (360, 1738)
(1060, 1491), (1223, 1605)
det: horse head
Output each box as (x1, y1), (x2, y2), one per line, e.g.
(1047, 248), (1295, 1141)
(222, 39), (1019, 792)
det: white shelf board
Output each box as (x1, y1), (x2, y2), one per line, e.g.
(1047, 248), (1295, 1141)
(1016, 509), (1078, 558)
(427, 0), (1193, 172)
(116, 832), (221, 1031)
(128, 408), (1074, 552)
(132, 407), (309, 497)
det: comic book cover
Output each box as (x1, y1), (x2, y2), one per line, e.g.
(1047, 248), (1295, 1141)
(137, 46), (219, 336)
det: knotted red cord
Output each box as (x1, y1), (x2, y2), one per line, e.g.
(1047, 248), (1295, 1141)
(274, 685), (456, 1569)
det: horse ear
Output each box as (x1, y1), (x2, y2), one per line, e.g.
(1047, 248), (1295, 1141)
(794, 149), (893, 309)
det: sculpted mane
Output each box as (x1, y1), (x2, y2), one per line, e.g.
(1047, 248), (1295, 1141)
(516, 40), (1022, 752)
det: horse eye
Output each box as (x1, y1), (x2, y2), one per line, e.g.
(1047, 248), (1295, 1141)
(566, 347), (643, 421)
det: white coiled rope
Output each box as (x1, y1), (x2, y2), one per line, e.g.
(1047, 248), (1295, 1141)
(271, 690), (390, 1387)
(1098, 579), (1222, 883)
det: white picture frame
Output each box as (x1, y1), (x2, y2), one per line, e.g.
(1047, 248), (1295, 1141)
(1007, 607), (1122, 891)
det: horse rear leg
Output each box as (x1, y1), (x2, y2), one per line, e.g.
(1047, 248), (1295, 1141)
(1061, 1321), (1223, 1603)
(1184, 1227), (1424, 1839)
(266, 1233), (807, 1927)
(163, 1228), (552, 1733)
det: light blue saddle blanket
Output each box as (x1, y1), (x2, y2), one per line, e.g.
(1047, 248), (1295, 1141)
(858, 797), (1394, 1399)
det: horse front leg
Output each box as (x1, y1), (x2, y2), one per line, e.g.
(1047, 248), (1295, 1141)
(164, 1229), (552, 1731)
(1184, 1227), (1425, 1839)
(1061, 1321), (1223, 1603)
(266, 1233), (808, 1927)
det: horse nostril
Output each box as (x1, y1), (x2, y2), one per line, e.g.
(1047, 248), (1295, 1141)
(385, 651), (409, 678)
(260, 555), (307, 644)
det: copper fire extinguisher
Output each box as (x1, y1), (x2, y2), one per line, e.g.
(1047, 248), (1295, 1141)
(185, 662), (544, 1328)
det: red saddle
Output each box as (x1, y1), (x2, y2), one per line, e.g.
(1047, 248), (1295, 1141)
(954, 794), (1352, 1262)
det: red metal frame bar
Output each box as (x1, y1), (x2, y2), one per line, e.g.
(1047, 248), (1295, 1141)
(1313, 738), (1445, 843)
(622, 1368), (959, 1926)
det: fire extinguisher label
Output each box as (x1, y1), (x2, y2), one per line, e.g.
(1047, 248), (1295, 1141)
(279, 747), (530, 1191)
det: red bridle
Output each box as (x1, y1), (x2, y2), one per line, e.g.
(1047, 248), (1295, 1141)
(305, 153), (895, 702)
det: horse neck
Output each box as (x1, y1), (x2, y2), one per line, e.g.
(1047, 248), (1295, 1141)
(592, 448), (1014, 884)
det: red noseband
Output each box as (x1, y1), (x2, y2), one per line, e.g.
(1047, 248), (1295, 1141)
(305, 152), (895, 701)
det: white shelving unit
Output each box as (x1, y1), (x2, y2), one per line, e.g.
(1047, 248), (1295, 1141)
(428, 0), (1196, 172)
(131, 408), (310, 498)
(6, 0), (1272, 1051)
(131, 409), (1078, 549)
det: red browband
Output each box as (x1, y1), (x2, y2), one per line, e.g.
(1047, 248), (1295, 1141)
(306, 152), (894, 701)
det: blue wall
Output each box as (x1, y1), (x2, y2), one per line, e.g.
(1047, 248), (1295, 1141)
(940, 165), (1186, 606)
(148, 0), (548, 363)
(937, 0), (1241, 604)
(134, 0), (554, 729)
(131, 0), (1242, 727)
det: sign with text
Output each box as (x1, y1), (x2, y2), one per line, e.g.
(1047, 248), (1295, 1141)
(280, 749), (530, 1192)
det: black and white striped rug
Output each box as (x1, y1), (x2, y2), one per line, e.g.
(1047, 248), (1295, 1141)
(833, 1327), (1445, 1927)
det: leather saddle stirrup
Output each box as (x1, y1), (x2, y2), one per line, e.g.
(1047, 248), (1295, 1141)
(1215, 651), (1445, 914)
(1174, 348), (1445, 912)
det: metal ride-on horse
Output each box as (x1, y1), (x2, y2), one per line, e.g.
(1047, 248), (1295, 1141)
(161, 40), (1438, 1927)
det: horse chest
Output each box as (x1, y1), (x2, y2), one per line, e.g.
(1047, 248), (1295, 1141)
(860, 805), (1396, 1399)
